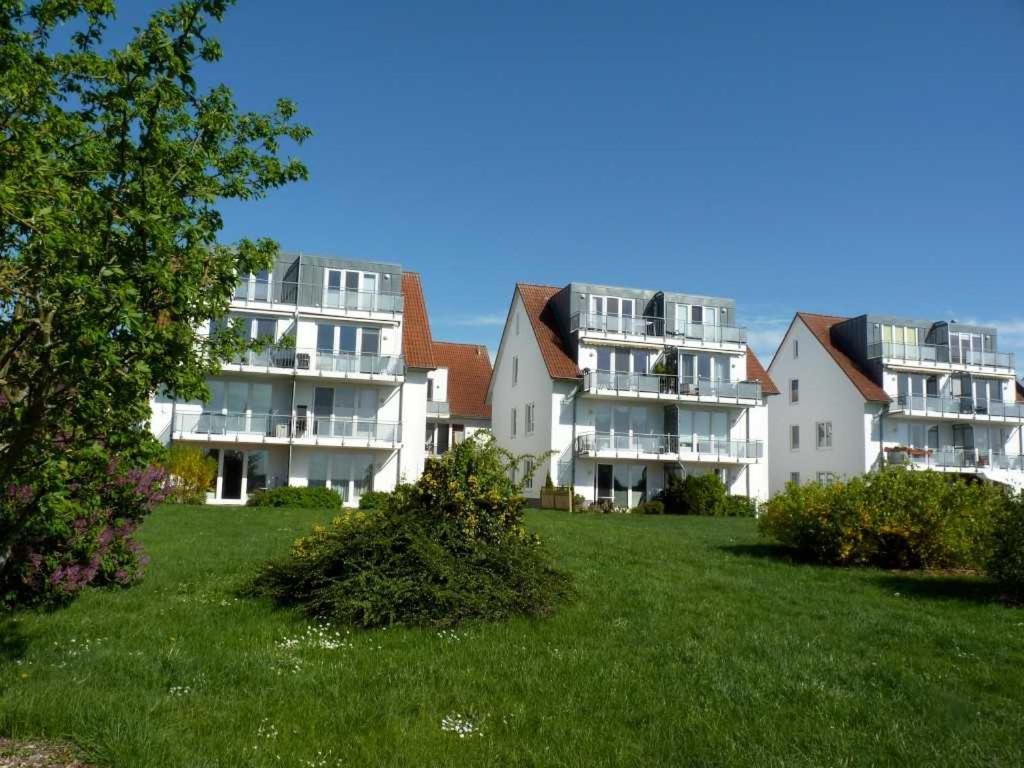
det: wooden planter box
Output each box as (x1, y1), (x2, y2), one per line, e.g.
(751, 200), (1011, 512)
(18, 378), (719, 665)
(540, 488), (572, 510)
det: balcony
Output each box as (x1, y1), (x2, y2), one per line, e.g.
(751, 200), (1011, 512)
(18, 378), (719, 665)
(172, 412), (402, 448)
(867, 341), (1015, 372)
(426, 400), (450, 418)
(231, 281), (404, 316)
(569, 312), (746, 349)
(224, 347), (405, 383)
(889, 394), (1024, 423)
(887, 446), (1024, 473)
(582, 370), (761, 404)
(575, 432), (763, 463)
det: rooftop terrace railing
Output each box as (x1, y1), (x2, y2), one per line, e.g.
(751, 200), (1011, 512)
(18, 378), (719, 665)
(230, 346), (405, 377)
(890, 394), (1024, 421)
(570, 312), (746, 344)
(232, 281), (404, 314)
(867, 341), (1015, 370)
(583, 370), (761, 400)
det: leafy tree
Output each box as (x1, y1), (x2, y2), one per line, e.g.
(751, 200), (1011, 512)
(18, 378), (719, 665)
(0, 0), (309, 587)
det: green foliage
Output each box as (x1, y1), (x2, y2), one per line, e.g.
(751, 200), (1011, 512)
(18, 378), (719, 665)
(759, 468), (1005, 569)
(357, 490), (391, 510)
(246, 486), (342, 510)
(248, 435), (571, 627)
(657, 473), (750, 516)
(989, 495), (1024, 595)
(719, 495), (758, 518)
(587, 499), (622, 514)
(0, 1), (308, 599)
(161, 445), (216, 504)
(634, 500), (665, 515)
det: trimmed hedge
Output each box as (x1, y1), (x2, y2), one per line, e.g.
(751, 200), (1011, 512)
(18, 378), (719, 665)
(656, 473), (755, 517)
(990, 495), (1024, 595)
(246, 486), (343, 509)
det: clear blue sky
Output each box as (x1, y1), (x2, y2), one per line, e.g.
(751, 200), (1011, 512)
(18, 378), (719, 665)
(125, 0), (1024, 367)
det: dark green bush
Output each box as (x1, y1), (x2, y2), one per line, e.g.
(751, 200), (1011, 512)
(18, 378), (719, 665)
(759, 468), (1004, 569)
(657, 473), (751, 516)
(246, 486), (343, 509)
(719, 494), (758, 518)
(634, 500), (664, 515)
(248, 435), (571, 627)
(357, 490), (390, 510)
(989, 495), (1024, 596)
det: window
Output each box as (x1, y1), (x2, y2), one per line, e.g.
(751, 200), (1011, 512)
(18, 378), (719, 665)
(793, 339), (799, 358)
(790, 424), (800, 450)
(525, 402), (535, 435)
(515, 311), (520, 336)
(816, 421), (833, 449)
(512, 355), (519, 385)
(523, 459), (535, 490)
(511, 407), (517, 438)
(790, 472), (800, 486)
(816, 472), (836, 485)
(790, 379), (799, 404)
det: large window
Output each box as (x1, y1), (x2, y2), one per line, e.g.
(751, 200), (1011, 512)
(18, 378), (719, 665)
(308, 452), (374, 502)
(323, 269), (380, 310)
(677, 409), (729, 450)
(679, 353), (730, 385)
(816, 422), (833, 449)
(205, 380), (273, 434)
(590, 295), (635, 333)
(312, 385), (379, 437)
(598, 463), (646, 507)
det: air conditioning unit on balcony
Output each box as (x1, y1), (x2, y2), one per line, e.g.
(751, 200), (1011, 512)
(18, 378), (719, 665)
(275, 423), (289, 439)
(296, 353), (310, 370)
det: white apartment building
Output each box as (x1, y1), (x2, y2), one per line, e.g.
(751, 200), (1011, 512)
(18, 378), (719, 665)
(487, 282), (778, 506)
(767, 312), (1024, 495)
(150, 255), (490, 504)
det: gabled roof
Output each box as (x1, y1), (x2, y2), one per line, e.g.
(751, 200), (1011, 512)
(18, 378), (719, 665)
(794, 312), (890, 403)
(746, 348), (779, 395)
(517, 283), (580, 381)
(400, 272), (436, 369)
(433, 341), (492, 420)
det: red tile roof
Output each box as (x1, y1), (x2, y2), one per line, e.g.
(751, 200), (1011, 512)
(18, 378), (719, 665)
(401, 272), (436, 369)
(746, 348), (779, 395)
(1017, 380), (1024, 403)
(432, 341), (492, 420)
(796, 313), (890, 403)
(517, 283), (580, 381)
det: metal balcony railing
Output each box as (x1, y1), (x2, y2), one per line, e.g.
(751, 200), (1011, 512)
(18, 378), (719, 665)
(570, 312), (746, 344)
(575, 432), (763, 460)
(426, 400), (450, 416)
(173, 412), (402, 445)
(887, 447), (1024, 472)
(230, 347), (405, 377)
(867, 342), (1015, 370)
(583, 370), (761, 400)
(232, 281), (404, 314)
(890, 394), (1024, 421)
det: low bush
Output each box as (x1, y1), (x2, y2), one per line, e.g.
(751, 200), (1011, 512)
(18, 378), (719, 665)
(719, 494), (757, 518)
(989, 495), (1024, 596)
(634, 500), (664, 515)
(246, 486), (343, 509)
(759, 468), (1005, 569)
(657, 473), (752, 516)
(357, 490), (391, 510)
(248, 435), (571, 627)
(162, 445), (216, 504)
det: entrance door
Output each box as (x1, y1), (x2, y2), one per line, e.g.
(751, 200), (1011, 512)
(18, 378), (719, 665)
(597, 464), (613, 502)
(222, 450), (244, 500)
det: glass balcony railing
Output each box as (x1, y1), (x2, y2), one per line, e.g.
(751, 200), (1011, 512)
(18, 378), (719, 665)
(173, 412), (402, 445)
(575, 432), (763, 460)
(867, 342), (1015, 370)
(890, 394), (1024, 421)
(887, 446), (1024, 472)
(583, 371), (761, 400)
(426, 400), (450, 416)
(232, 281), (404, 314)
(229, 347), (405, 378)
(570, 312), (746, 344)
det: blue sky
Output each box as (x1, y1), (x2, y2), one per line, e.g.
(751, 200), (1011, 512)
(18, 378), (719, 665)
(123, 0), (1024, 367)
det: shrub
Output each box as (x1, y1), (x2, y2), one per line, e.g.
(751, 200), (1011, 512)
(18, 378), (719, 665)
(989, 494), (1024, 596)
(657, 473), (743, 516)
(2, 443), (170, 607)
(759, 468), (1005, 569)
(634, 500), (665, 515)
(719, 494), (757, 518)
(246, 486), (343, 509)
(162, 445), (216, 504)
(248, 435), (571, 628)
(358, 491), (391, 510)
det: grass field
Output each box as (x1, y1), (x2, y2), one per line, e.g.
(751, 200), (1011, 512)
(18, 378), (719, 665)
(2, 506), (1023, 767)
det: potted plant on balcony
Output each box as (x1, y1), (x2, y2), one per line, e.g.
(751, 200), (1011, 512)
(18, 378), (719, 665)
(652, 359), (678, 395)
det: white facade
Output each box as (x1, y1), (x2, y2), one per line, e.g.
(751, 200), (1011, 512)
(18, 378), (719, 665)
(489, 284), (775, 506)
(150, 256), (448, 505)
(768, 314), (1024, 495)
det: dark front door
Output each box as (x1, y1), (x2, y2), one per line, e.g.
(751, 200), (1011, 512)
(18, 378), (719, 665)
(222, 450), (244, 500)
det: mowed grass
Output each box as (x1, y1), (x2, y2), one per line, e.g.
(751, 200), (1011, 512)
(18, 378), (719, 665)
(2, 507), (1024, 767)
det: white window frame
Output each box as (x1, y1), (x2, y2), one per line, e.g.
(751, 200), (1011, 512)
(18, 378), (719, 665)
(525, 402), (535, 435)
(790, 472), (800, 486)
(510, 407), (518, 438)
(790, 424), (800, 451)
(512, 355), (519, 385)
(816, 421), (833, 449)
(523, 459), (534, 490)
(790, 378), (799, 404)
(816, 472), (836, 485)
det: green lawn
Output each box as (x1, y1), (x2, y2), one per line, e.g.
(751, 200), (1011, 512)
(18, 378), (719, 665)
(2, 507), (1023, 767)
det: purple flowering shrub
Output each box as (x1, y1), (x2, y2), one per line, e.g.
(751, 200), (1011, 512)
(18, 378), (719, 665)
(1, 444), (171, 606)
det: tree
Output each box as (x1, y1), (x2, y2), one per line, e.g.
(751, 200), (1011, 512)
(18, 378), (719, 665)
(0, 0), (309, 593)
